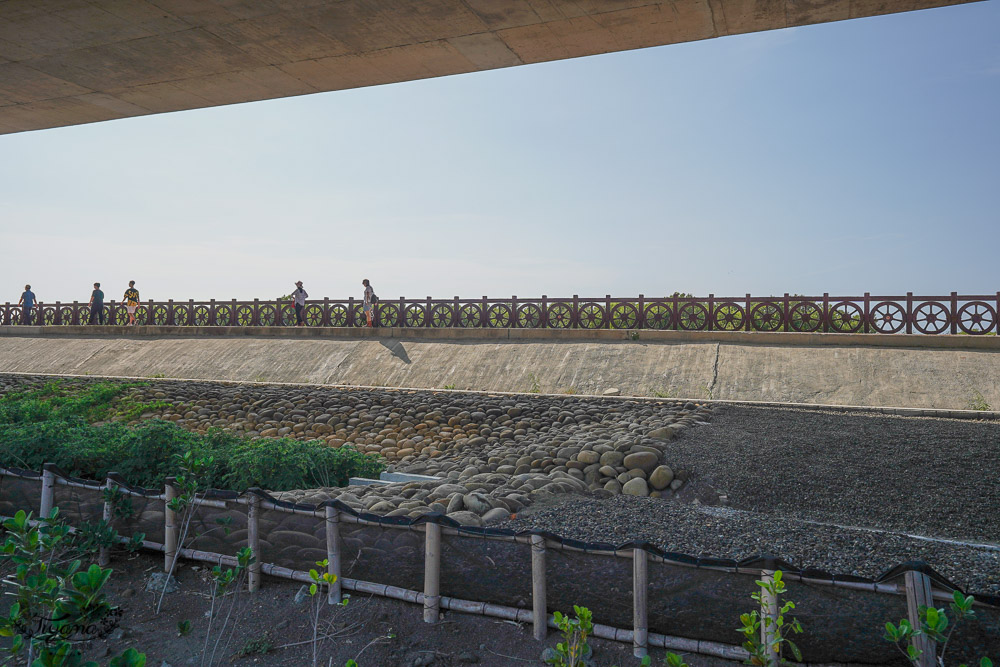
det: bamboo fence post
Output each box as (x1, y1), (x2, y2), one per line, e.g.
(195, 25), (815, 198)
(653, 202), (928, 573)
(247, 494), (261, 592)
(164, 477), (178, 573)
(905, 571), (936, 667)
(39, 463), (56, 519)
(531, 533), (547, 641)
(423, 522), (441, 623)
(98, 475), (114, 567)
(633, 547), (648, 658)
(760, 570), (780, 667)
(325, 505), (342, 604)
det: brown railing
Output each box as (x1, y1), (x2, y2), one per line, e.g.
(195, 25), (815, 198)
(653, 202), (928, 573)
(2, 293), (999, 334)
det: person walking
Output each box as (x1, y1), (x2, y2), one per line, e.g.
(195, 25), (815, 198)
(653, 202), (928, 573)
(123, 281), (140, 326)
(362, 279), (377, 327)
(291, 281), (308, 327)
(18, 285), (36, 325)
(88, 283), (105, 325)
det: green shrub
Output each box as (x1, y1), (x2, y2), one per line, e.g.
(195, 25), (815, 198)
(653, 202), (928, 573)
(0, 382), (384, 492)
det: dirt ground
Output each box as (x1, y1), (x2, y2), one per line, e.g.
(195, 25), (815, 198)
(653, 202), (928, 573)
(56, 552), (698, 667)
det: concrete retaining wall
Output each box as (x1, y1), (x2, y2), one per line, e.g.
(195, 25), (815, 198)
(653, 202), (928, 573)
(0, 327), (998, 410)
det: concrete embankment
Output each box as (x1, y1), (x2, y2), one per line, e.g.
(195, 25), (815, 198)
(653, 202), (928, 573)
(0, 326), (998, 410)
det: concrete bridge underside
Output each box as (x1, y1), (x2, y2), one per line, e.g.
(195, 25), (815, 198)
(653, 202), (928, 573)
(0, 0), (979, 135)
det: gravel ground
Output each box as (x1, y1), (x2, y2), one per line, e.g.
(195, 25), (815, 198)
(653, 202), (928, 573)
(495, 494), (1000, 596)
(661, 405), (1000, 542)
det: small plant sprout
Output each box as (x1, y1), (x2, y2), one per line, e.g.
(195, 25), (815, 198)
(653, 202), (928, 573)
(546, 605), (594, 667)
(307, 559), (349, 667)
(884, 590), (993, 667)
(738, 570), (803, 666)
(640, 654), (689, 667)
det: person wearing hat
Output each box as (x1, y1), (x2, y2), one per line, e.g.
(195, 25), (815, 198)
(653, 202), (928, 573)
(291, 281), (309, 326)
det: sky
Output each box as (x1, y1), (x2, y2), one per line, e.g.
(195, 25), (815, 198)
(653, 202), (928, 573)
(1, 2), (998, 304)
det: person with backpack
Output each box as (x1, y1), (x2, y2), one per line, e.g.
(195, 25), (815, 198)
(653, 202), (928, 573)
(123, 281), (140, 326)
(362, 279), (378, 327)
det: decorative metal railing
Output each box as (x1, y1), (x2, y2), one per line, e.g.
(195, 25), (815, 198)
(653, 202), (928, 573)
(2, 293), (998, 334)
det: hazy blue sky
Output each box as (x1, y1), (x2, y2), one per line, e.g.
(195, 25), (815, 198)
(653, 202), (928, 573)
(2, 2), (998, 304)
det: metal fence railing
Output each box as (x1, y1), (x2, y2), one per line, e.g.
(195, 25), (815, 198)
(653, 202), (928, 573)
(3, 293), (999, 335)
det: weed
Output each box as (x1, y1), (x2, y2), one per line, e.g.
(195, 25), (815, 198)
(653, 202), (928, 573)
(177, 620), (192, 637)
(238, 632), (274, 656)
(148, 373), (166, 379)
(527, 373), (541, 394)
(967, 389), (991, 411)
(443, 384), (457, 390)
(562, 387), (578, 395)
(653, 388), (677, 399)
(627, 331), (640, 341)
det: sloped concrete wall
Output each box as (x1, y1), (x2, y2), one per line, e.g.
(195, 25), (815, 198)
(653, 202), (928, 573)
(0, 329), (997, 410)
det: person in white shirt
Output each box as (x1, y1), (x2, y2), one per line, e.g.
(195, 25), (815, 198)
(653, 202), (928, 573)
(362, 279), (376, 327)
(292, 281), (308, 326)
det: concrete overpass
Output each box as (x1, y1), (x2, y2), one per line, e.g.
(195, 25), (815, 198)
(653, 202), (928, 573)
(0, 0), (980, 135)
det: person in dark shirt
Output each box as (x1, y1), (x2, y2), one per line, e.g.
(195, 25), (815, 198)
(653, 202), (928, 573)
(88, 282), (105, 325)
(123, 281), (140, 326)
(18, 285), (36, 325)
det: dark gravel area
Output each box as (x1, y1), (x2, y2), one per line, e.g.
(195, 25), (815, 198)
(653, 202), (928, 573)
(497, 404), (1000, 597)
(496, 494), (1000, 596)
(665, 405), (1000, 543)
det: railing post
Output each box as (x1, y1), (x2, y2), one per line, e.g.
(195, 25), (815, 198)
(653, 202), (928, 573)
(707, 294), (715, 331)
(572, 295), (579, 328)
(40, 463), (56, 519)
(605, 294), (612, 329)
(453, 296), (460, 327)
(905, 571), (936, 667)
(99, 474), (114, 567)
(906, 292), (914, 334)
(480, 296), (488, 328)
(188, 299), (195, 327)
(230, 298), (237, 326)
(275, 297), (283, 327)
(252, 298), (259, 326)
(54, 301), (62, 325)
(323, 297), (330, 327)
(638, 294), (645, 329)
(325, 505), (342, 604)
(247, 493), (261, 593)
(863, 293), (871, 333)
(147, 299), (154, 325)
(423, 521), (441, 623)
(745, 294), (752, 331)
(760, 570), (780, 667)
(425, 296), (432, 328)
(511, 295), (519, 328)
(782, 293), (790, 332)
(822, 293), (830, 333)
(950, 292), (959, 334)
(164, 477), (178, 573)
(209, 299), (216, 326)
(348, 297), (356, 327)
(531, 533), (547, 641)
(72, 301), (81, 325)
(541, 295), (548, 328)
(633, 546), (648, 658)
(167, 299), (174, 326)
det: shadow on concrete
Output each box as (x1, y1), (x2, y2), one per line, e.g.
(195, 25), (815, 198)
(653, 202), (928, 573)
(380, 339), (411, 364)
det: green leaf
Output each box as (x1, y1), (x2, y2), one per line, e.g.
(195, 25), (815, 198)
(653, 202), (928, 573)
(787, 639), (803, 662)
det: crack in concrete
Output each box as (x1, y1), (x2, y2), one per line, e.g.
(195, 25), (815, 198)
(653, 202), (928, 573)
(708, 342), (720, 399)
